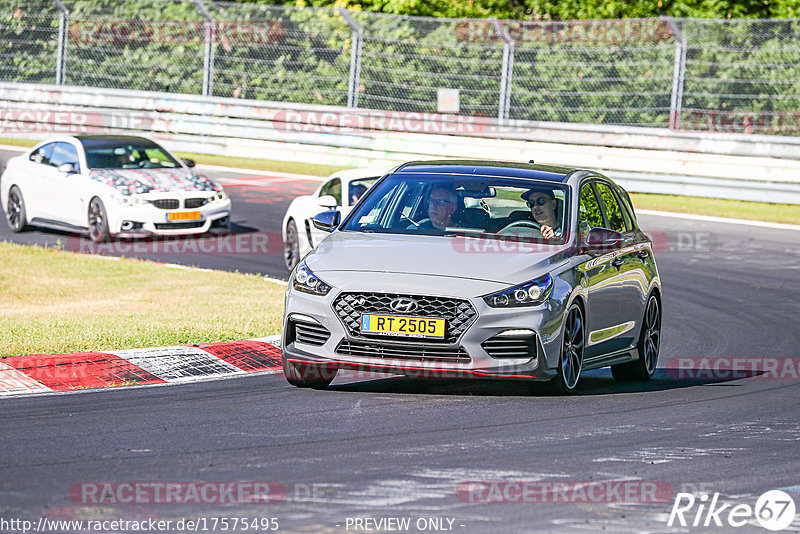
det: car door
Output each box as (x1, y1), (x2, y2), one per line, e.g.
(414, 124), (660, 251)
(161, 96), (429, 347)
(21, 142), (57, 218)
(593, 181), (645, 353)
(577, 179), (626, 360)
(307, 177), (342, 248)
(36, 142), (86, 227)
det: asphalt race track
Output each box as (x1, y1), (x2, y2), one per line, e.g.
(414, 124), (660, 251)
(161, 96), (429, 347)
(2, 146), (800, 532)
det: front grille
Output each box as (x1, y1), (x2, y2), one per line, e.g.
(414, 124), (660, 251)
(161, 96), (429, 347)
(293, 322), (331, 346)
(154, 221), (205, 230)
(150, 199), (180, 210)
(333, 292), (477, 344)
(481, 333), (538, 359)
(336, 339), (470, 364)
(185, 197), (208, 209)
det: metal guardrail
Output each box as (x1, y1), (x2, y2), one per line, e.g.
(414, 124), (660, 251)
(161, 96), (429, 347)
(0, 82), (799, 204)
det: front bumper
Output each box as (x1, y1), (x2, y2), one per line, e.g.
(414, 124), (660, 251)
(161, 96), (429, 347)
(282, 278), (566, 382)
(107, 199), (232, 236)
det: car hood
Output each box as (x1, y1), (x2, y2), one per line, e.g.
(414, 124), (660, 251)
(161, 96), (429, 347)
(88, 168), (223, 196)
(307, 231), (570, 285)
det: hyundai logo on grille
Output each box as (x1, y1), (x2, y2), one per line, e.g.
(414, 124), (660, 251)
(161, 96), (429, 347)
(390, 297), (418, 313)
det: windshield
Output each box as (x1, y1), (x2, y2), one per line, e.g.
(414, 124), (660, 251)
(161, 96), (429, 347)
(84, 143), (180, 170)
(343, 173), (570, 244)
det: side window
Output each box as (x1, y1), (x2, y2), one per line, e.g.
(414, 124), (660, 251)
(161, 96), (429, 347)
(29, 143), (55, 165)
(319, 178), (342, 206)
(49, 142), (80, 171)
(578, 182), (603, 241)
(595, 182), (628, 233)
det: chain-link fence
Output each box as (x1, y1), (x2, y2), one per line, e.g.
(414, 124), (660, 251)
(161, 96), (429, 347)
(2, 1), (800, 135)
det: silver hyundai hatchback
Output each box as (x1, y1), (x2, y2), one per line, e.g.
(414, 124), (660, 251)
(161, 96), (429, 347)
(281, 161), (662, 394)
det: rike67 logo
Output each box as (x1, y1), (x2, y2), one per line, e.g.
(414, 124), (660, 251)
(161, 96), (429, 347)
(668, 490), (797, 531)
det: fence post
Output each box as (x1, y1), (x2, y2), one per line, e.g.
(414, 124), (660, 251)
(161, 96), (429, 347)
(339, 8), (362, 108)
(664, 17), (687, 130)
(51, 0), (68, 85)
(494, 20), (514, 121)
(191, 0), (215, 97)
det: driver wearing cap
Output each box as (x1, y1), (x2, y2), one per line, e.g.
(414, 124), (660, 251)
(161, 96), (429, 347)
(521, 188), (561, 240)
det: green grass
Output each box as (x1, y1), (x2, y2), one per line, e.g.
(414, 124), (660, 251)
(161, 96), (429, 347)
(0, 137), (37, 148)
(176, 151), (348, 177)
(0, 241), (285, 357)
(630, 193), (800, 225)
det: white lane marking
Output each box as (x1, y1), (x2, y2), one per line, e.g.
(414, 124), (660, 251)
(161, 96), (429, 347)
(0, 361), (52, 396)
(638, 209), (800, 231)
(109, 346), (244, 382)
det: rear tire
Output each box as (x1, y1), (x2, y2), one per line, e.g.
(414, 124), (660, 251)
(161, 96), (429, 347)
(612, 295), (661, 381)
(6, 186), (27, 232)
(282, 355), (337, 389)
(88, 197), (110, 244)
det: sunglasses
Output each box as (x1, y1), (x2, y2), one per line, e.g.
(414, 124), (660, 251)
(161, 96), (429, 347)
(430, 198), (455, 207)
(526, 196), (550, 207)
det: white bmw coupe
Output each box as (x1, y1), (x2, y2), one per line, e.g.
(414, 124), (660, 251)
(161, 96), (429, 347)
(2, 134), (231, 242)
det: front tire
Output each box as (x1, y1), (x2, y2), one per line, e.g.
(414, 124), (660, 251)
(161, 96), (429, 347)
(544, 303), (585, 395)
(282, 355), (337, 389)
(284, 219), (301, 271)
(88, 197), (110, 244)
(612, 295), (661, 381)
(6, 186), (27, 232)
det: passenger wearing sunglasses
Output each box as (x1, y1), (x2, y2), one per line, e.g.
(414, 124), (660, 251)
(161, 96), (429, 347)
(521, 188), (560, 240)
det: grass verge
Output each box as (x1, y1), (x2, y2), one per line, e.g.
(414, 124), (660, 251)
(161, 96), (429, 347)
(0, 241), (284, 358)
(630, 193), (800, 225)
(176, 151), (348, 177)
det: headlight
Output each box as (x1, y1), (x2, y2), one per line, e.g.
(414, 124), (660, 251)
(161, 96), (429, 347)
(483, 274), (553, 308)
(292, 259), (332, 296)
(112, 195), (148, 206)
(209, 191), (228, 203)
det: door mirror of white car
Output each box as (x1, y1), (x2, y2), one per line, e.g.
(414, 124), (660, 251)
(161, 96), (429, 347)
(181, 158), (196, 168)
(313, 210), (341, 233)
(582, 227), (623, 254)
(57, 162), (79, 174)
(318, 195), (338, 209)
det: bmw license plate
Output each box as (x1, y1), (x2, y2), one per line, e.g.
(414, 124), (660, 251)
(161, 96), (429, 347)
(360, 314), (446, 339)
(167, 211), (201, 221)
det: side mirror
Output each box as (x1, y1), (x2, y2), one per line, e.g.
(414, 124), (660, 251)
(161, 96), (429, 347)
(318, 194), (337, 209)
(313, 210), (341, 233)
(181, 158), (196, 168)
(583, 227), (622, 253)
(57, 162), (78, 174)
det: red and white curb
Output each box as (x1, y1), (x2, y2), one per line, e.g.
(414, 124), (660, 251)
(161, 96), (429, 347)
(0, 336), (282, 397)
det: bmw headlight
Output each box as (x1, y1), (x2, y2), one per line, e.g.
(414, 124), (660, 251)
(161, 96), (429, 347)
(209, 191), (228, 203)
(483, 274), (553, 308)
(112, 195), (148, 207)
(292, 259), (332, 296)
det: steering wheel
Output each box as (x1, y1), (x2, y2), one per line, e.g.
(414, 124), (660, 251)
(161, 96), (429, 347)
(401, 214), (423, 228)
(497, 220), (541, 234)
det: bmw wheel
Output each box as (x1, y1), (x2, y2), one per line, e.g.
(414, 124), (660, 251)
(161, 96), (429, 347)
(6, 186), (27, 232)
(282, 355), (337, 389)
(612, 295), (661, 381)
(88, 197), (110, 244)
(284, 219), (301, 271)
